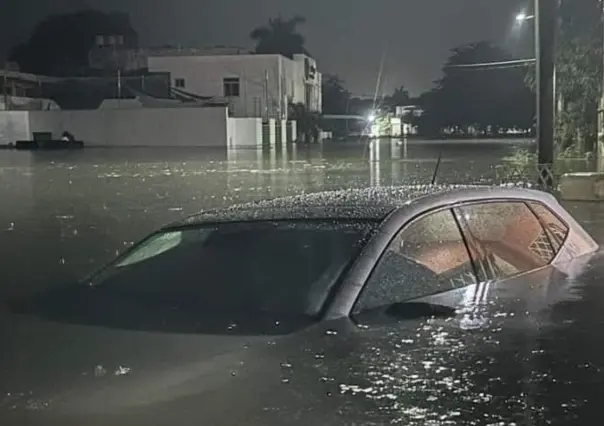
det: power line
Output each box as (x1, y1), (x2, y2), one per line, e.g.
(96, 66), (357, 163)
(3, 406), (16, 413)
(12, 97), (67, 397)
(445, 58), (536, 69)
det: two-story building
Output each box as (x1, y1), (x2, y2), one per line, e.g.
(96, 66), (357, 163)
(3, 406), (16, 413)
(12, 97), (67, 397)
(146, 48), (322, 120)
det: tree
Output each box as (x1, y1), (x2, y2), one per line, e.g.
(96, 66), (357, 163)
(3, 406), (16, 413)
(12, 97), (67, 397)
(524, 0), (602, 154)
(289, 103), (320, 143)
(420, 41), (534, 136)
(320, 74), (351, 137)
(556, 0), (602, 154)
(10, 10), (138, 76)
(321, 74), (350, 114)
(250, 16), (309, 58)
(385, 86), (411, 109)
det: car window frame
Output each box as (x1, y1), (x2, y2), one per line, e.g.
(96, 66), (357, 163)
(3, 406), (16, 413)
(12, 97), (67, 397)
(526, 201), (571, 253)
(453, 199), (563, 283)
(350, 196), (577, 317)
(351, 206), (479, 315)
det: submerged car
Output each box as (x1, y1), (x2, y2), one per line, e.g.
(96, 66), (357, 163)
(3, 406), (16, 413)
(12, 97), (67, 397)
(2, 186), (603, 425)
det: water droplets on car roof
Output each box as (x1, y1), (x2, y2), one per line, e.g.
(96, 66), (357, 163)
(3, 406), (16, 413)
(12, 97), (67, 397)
(178, 184), (487, 225)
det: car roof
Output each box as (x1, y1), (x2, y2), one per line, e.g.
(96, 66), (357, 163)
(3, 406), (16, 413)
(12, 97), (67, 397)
(167, 184), (544, 228)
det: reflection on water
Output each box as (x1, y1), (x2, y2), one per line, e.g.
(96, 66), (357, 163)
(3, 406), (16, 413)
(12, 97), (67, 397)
(0, 138), (602, 297)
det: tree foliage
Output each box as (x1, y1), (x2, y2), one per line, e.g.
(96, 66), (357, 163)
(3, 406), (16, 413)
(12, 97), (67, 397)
(289, 103), (320, 143)
(419, 41), (535, 135)
(250, 16), (309, 58)
(321, 74), (350, 114)
(555, 0), (602, 153)
(385, 86), (411, 109)
(320, 74), (352, 137)
(10, 10), (138, 76)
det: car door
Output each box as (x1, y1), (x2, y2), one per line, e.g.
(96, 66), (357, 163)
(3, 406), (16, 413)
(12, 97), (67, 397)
(335, 204), (551, 422)
(448, 201), (576, 421)
(331, 201), (577, 423)
(331, 209), (499, 422)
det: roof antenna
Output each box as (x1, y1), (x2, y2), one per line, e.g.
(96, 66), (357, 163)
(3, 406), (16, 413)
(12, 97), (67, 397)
(431, 152), (442, 185)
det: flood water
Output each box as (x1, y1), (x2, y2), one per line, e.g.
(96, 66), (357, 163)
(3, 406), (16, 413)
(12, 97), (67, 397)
(1, 138), (603, 298)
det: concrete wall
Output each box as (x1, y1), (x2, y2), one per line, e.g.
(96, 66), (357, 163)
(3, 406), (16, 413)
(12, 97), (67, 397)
(264, 119), (277, 146)
(0, 111), (30, 144)
(27, 106), (229, 147)
(1, 96), (60, 111)
(228, 117), (262, 147)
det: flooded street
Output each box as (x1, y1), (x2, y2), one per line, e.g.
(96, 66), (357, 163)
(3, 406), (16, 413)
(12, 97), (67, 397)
(1, 138), (603, 298)
(3, 139), (604, 426)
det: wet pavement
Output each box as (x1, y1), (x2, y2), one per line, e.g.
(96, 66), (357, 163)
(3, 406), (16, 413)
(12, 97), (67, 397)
(0, 139), (602, 298)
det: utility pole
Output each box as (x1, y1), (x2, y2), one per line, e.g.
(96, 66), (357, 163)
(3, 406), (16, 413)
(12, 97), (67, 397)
(264, 69), (269, 121)
(599, 0), (604, 171)
(535, 0), (557, 188)
(2, 66), (8, 111)
(117, 69), (122, 99)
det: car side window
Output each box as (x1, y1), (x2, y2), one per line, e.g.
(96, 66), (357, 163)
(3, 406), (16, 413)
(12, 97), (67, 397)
(528, 202), (569, 253)
(354, 209), (477, 313)
(455, 202), (555, 282)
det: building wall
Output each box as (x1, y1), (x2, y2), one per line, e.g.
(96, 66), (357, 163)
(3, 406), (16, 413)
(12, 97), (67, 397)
(0, 96), (60, 111)
(291, 54), (322, 113)
(228, 117), (263, 147)
(149, 54), (281, 119)
(0, 111), (30, 144)
(27, 106), (229, 147)
(148, 53), (322, 119)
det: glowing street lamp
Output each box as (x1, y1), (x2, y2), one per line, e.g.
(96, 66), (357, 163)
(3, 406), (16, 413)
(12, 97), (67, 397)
(515, 12), (535, 23)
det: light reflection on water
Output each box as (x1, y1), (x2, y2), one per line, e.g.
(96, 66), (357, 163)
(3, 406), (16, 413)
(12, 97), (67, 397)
(0, 139), (602, 297)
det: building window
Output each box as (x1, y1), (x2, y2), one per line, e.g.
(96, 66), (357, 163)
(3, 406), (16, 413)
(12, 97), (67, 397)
(223, 77), (240, 97)
(175, 78), (185, 88)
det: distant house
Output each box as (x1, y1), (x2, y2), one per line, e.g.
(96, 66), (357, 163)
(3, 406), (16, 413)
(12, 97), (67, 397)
(145, 48), (322, 120)
(0, 69), (173, 110)
(88, 34), (146, 74)
(395, 105), (424, 119)
(0, 69), (59, 110)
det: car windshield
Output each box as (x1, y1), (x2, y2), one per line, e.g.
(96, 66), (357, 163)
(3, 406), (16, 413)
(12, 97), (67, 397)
(88, 219), (376, 320)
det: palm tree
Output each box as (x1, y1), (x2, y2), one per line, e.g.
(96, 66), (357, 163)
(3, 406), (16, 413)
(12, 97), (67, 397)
(250, 16), (310, 58)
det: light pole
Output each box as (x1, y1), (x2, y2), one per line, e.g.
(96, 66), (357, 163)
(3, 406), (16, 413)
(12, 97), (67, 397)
(535, 0), (557, 189)
(599, 1), (604, 170)
(518, 2), (556, 188)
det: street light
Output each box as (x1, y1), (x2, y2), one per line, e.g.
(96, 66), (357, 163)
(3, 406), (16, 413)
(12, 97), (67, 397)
(514, 3), (555, 189)
(515, 12), (535, 22)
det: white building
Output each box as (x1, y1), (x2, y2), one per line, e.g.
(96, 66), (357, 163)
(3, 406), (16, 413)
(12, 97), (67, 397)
(147, 48), (322, 120)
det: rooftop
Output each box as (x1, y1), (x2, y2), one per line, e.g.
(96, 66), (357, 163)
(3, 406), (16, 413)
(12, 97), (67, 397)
(144, 46), (253, 57)
(168, 185), (505, 228)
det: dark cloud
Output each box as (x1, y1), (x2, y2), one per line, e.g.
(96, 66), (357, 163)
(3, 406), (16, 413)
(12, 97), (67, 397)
(1, 0), (531, 95)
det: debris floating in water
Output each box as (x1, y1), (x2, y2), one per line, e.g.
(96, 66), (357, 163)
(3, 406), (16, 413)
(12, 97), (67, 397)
(114, 366), (131, 376)
(94, 365), (107, 377)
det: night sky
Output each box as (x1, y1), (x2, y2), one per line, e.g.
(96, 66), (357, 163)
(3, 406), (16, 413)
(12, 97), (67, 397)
(2, 0), (533, 96)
